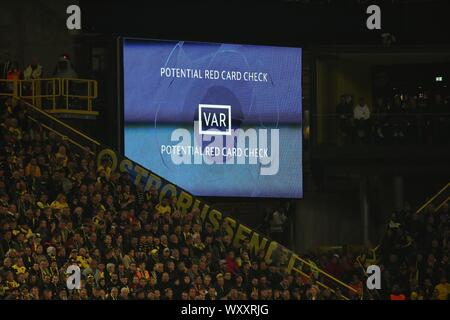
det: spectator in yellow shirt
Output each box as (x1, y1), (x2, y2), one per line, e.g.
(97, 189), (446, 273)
(55, 145), (68, 167)
(12, 258), (27, 275)
(97, 159), (112, 179)
(36, 194), (50, 209)
(155, 197), (172, 216)
(76, 248), (92, 270)
(435, 277), (450, 300)
(23, 58), (43, 80)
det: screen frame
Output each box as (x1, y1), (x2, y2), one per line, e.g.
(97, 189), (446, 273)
(117, 36), (304, 200)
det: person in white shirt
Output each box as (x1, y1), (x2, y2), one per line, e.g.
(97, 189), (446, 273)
(354, 97), (371, 120)
(23, 58), (43, 105)
(353, 97), (371, 140)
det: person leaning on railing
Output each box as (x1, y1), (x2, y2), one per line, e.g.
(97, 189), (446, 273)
(23, 58), (42, 81)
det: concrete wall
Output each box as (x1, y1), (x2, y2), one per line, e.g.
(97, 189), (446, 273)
(294, 183), (362, 252)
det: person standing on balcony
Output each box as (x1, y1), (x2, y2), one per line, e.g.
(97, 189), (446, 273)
(336, 95), (353, 145)
(23, 58), (43, 107)
(6, 62), (21, 81)
(353, 97), (371, 143)
(6, 62), (21, 100)
(52, 54), (78, 109)
(53, 54), (77, 79)
(373, 97), (388, 143)
(431, 94), (448, 145)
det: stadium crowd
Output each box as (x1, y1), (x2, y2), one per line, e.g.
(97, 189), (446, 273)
(0, 96), (448, 300)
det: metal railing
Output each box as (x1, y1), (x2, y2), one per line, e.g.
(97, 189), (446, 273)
(288, 253), (359, 300)
(19, 99), (101, 157)
(0, 78), (98, 115)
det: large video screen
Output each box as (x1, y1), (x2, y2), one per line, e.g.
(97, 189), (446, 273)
(122, 39), (302, 198)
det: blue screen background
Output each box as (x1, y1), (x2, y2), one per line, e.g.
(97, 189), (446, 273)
(123, 39), (303, 198)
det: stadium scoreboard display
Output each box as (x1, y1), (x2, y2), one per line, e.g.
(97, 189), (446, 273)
(121, 38), (303, 198)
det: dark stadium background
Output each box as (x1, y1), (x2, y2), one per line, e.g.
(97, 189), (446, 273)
(0, 0), (449, 303)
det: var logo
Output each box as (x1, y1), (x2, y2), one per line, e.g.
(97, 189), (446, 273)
(198, 104), (231, 136)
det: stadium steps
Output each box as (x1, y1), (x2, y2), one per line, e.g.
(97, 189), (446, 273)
(20, 98), (360, 300)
